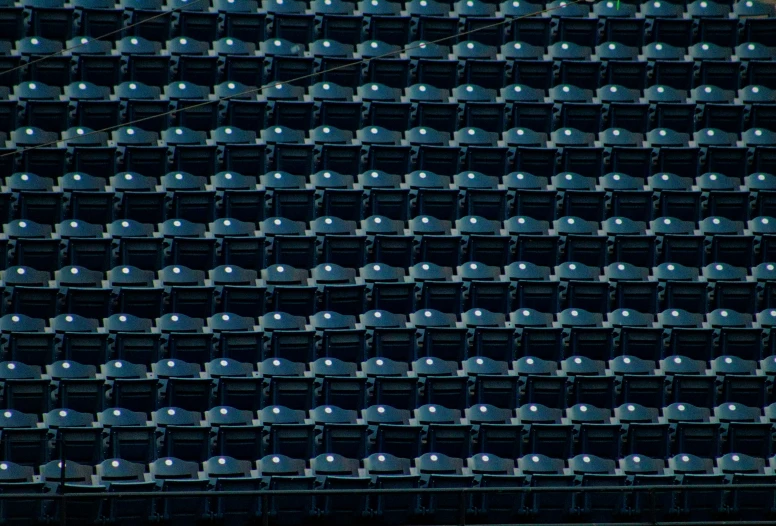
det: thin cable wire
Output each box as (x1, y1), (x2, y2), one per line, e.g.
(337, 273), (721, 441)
(1, 0), (591, 159)
(2, 0), (213, 79)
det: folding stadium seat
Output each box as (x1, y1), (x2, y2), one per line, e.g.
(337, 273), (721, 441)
(360, 0), (409, 45)
(608, 309), (662, 362)
(719, 460), (776, 521)
(121, 0), (170, 41)
(409, 309), (467, 363)
(688, 45), (739, 93)
(1, 266), (58, 319)
(97, 408), (156, 464)
(363, 457), (422, 526)
(10, 127), (67, 177)
(152, 407), (212, 463)
(203, 406), (263, 461)
(40, 460), (106, 524)
(650, 217), (705, 268)
(554, 216), (608, 268)
(698, 217), (755, 268)
(7, 175), (65, 227)
(508, 170), (559, 222)
(206, 266), (263, 319)
(714, 405), (773, 458)
(95, 459), (155, 523)
(409, 355), (467, 408)
(102, 362), (159, 415)
(752, 262), (776, 312)
(0, 1), (24, 48)
(0, 313), (55, 367)
(46, 358), (104, 413)
(659, 353), (716, 409)
(360, 403), (421, 458)
(602, 217), (657, 268)
(161, 83), (218, 134)
(516, 452), (576, 523)
(451, 172), (508, 219)
(307, 263), (365, 316)
(16, 38), (72, 88)
(692, 88), (745, 135)
(568, 454), (629, 521)
(166, 37), (218, 88)
(109, 260), (165, 320)
(71, 38), (122, 88)
(66, 81), (121, 134)
(451, 41), (506, 91)
(55, 219), (112, 273)
(743, 127), (776, 174)
(406, 39), (459, 88)
(702, 265), (757, 315)
(208, 171), (264, 224)
(260, 39), (315, 88)
(695, 172), (749, 222)
(500, 85), (552, 140)
(668, 454), (727, 521)
(644, 84), (695, 135)
(505, 216), (560, 269)
(310, 454), (371, 523)
(552, 172), (605, 222)
(43, 408), (104, 464)
(695, 134), (749, 181)
(213, 46), (265, 96)
(58, 171), (115, 226)
(306, 406), (368, 459)
(152, 358), (213, 412)
(309, 217), (367, 269)
(405, 170), (459, 223)
(308, 170), (362, 222)
(204, 353), (261, 408)
(260, 358), (316, 411)
(70, 0), (123, 37)
(155, 266), (215, 319)
(162, 126), (218, 177)
(358, 220), (412, 272)
(261, 264), (316, 318)
(112, 127), (169, 179)
(399, 99), (450, 135)
(202, 456), (263, 523)
(159, 172), (215, 225)
(168, 0), (219, 41)
(0, 410), (49, 470)
(358, 41), (410, 90)
(653, 149), (702, 184)
(255, 455), (316, 524)
(747, 174), (776, 221)
(117, 37), (173, 88)
(409, 217), (464, 268)
(114, 81), (171, 134)
(253, 406), (310, 459)
(150, 457), (211, 525)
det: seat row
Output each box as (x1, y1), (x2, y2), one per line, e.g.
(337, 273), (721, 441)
(4, 298), (776, 359)
(3, 0), (774, 51)
(4, 131), (774, 184)
(5, 168), (776, 224)
(7, 35), (775, 67)
(2, 450), (774, 525)
(5, 399), (776, 462)
(2, 78), (775, 137)
(1, 345), (776, 410)
(0, 210), (772, 269)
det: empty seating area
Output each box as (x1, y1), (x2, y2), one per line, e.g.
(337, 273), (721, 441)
(0, 0), (774, 523)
